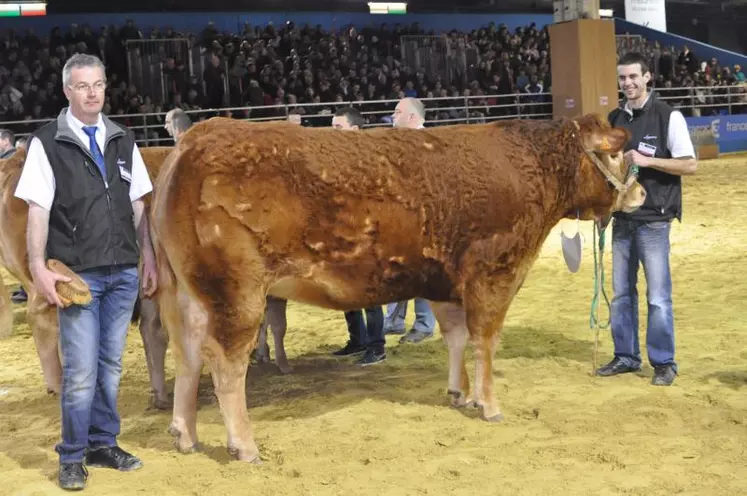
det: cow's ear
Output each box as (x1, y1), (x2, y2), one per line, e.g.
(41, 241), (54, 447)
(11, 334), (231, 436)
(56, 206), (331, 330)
(594, 127), (629, 154)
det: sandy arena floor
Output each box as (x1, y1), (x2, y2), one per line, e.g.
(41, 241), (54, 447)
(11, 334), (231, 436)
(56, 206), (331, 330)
(1, 155), (746, 495)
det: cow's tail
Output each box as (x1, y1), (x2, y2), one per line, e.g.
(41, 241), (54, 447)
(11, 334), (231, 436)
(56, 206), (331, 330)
(148, 142), (185, 347)
(130, 296), (142, 324)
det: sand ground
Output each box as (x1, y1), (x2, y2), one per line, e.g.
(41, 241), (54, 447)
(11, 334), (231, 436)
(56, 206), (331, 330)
(1, 155), (746, 496)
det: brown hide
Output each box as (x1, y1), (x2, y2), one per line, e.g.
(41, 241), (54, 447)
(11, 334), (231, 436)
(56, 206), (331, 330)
(0, 145), (173, 395)
(153, 115), (635, 352)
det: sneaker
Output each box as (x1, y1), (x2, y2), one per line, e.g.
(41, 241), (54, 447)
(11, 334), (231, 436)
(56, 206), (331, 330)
(59, 462), (88, 491)
(398, 329), (433, 344)
(85, 446), (143, 472)
(594, 357), (641, 377)
(11, 287), (27, 303)
(332, 341), (366, 357)
(384, 327), (406, 336)
(356, 348), (386, 366)
(652, 365), (676, 386)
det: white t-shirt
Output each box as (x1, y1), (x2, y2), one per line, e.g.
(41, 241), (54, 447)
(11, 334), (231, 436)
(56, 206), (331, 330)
(666, 110), (696, 159)
(14, 110), (153, 211)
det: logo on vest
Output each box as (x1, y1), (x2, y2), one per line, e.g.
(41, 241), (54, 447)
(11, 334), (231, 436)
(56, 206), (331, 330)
(643, 135), (657, 140)
(119, 166), (132, 183)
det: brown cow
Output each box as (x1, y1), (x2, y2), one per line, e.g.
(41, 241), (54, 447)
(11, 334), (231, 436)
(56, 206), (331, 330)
(151, 114), (645, 463)
(0, 146), (173, 408)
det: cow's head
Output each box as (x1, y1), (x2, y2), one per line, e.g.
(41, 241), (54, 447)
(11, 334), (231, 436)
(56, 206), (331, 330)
(569, 113), (646, 221)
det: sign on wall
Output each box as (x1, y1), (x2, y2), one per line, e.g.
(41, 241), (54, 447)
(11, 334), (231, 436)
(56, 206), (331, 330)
(686, 115), (747, 154)
(624, 0), (666, 33)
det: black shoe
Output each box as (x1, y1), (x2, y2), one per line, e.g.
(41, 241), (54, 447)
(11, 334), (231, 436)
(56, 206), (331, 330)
(595, 357), (641, 377)
(11, 287), (27, 303)
(384, 327), (406, 336)
(356, 348), (386, 366)
(332, 341), (366, 357)
(652, 365), (676, 386)
(59, 462), (88, 491)
(85, 446), (143, 472)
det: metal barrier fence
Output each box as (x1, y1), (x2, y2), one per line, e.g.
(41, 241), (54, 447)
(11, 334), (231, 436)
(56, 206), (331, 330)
(1, 85), (745, 147)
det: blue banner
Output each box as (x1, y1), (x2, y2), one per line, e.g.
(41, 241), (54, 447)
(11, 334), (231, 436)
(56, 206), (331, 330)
(686, 115), (747, 154)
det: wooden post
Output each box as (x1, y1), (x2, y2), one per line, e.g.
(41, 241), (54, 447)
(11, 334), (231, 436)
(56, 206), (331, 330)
(548, 18), (619, 120)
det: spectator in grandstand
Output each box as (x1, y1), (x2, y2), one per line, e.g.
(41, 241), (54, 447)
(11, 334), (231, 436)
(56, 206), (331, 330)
(164, 108), (192, 143)
(0, 129), (16, 158)
(14, 53), (156, 490)
(328, 106), (387, 365)
(596, 52), (697, 387)
(383, 97), (436, 344)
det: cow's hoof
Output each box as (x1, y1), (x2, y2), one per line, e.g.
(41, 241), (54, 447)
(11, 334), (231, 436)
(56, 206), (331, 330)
(150, 393), (173, 411)
(276, 362), (293, 375)
(483, 412), (505, 423)
(168, 424), (199, 453)
(228, 446), (262, 464)
(447, 390), (471, 408)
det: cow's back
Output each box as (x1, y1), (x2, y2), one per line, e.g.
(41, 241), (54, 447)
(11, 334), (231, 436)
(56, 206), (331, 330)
(157, 117), (573, 309)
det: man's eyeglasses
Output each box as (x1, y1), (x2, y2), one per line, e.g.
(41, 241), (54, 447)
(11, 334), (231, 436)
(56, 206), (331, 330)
(69, 81), (107, 93)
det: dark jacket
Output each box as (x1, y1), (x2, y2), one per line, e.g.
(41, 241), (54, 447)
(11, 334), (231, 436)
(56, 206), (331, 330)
(33, 108), (140, 272)
(608, 92), (683, 222)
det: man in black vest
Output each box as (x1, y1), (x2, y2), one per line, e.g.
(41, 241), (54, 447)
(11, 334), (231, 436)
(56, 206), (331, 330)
(14, 53), (158, 490)
(595, 52), (697, 386)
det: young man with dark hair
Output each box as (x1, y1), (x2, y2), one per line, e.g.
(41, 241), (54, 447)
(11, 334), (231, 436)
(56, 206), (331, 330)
(329, 106), (386, 366)
(595, 51), (697, 386)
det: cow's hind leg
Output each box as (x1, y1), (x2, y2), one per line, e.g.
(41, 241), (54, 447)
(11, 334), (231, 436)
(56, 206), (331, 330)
(430, 302), (471, 408)
(203, 292), (265, 464)
(252, 314), (270, 365)
(266, 297), (291, 374)
(163, 287), (206, 453)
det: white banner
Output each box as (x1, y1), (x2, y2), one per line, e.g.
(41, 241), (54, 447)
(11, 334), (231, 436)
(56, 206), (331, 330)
(624, 0), (667, 33)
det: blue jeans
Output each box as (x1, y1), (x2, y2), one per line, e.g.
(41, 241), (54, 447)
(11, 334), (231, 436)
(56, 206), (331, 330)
(384, 299), (435, 334)
(55, 265), (140, 463)
(610, 218), (676, 371)
(344, 307), (385, 352)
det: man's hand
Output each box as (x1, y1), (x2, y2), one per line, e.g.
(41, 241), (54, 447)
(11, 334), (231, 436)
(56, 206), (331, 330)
(624, 149), (652, 168)
(140, 249), (158, 297)
(30, 260), (70, 307)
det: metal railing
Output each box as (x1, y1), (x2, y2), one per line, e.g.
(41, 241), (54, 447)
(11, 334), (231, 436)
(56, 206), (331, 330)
(0, 92), (553, 146)
(2, 85), (746, 147)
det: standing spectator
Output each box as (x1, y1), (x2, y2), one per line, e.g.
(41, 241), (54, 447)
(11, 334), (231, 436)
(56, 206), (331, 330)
(384, 97), (436, 344)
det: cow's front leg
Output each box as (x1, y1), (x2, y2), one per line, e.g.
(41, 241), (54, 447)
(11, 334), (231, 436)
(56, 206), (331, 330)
(463, 274), (521, 422)
(430, 301), (471, 408)
(139, 297), (172, 410)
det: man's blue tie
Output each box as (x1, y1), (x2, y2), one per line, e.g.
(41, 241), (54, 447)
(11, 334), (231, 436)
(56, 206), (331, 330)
(82, 125), (107, 181)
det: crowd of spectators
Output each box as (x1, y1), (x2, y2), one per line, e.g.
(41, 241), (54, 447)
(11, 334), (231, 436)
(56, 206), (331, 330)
(0, 18), (745, 144)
